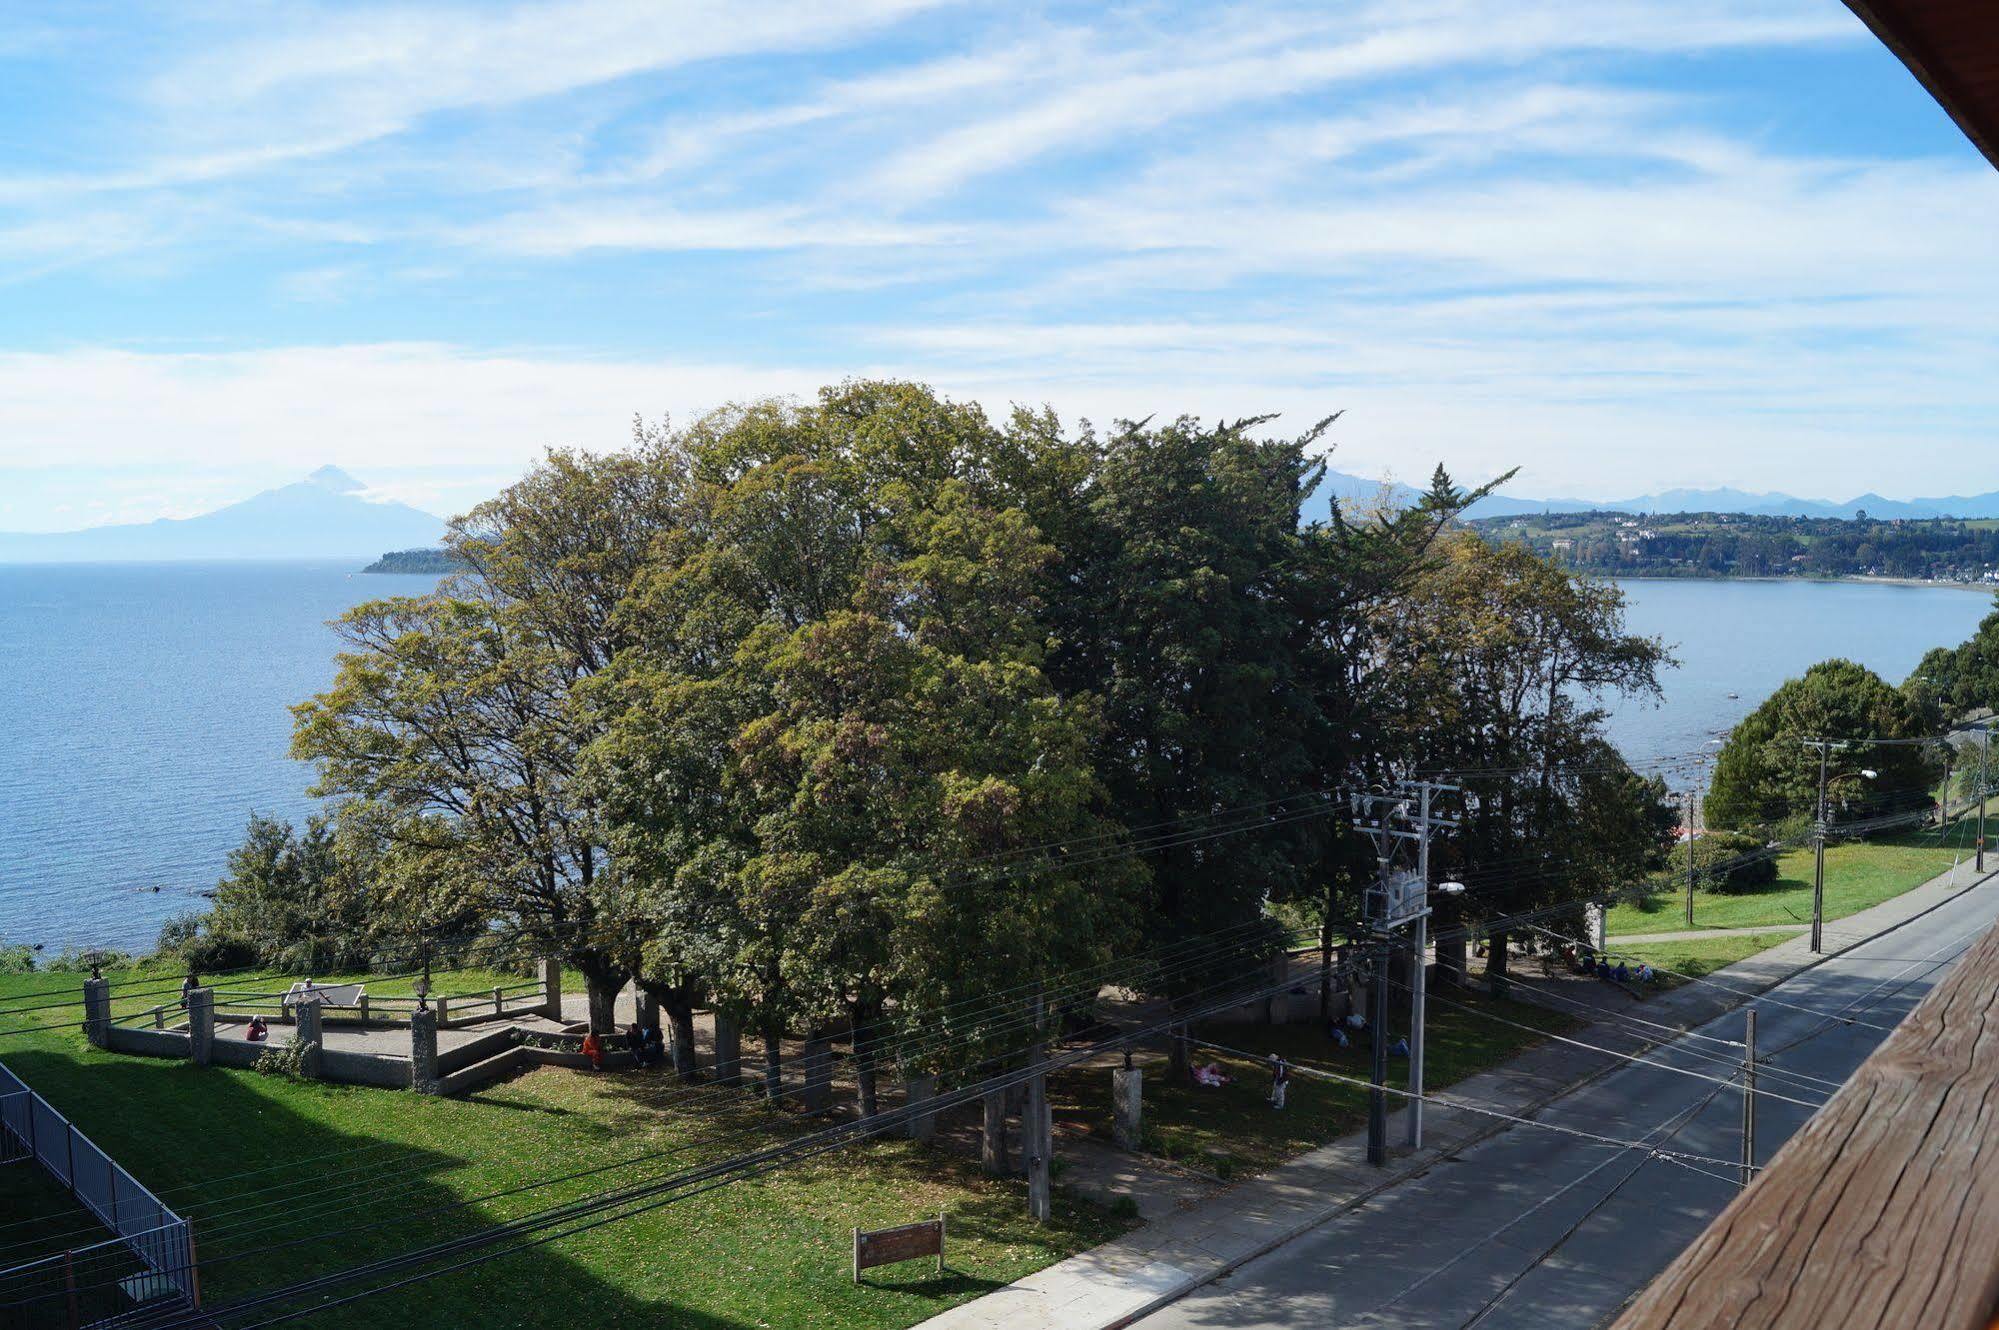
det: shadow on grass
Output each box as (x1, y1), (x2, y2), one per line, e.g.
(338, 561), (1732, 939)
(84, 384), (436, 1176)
(2, 1049), (745, 1330)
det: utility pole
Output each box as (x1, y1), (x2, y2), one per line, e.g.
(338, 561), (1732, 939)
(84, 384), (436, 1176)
(1352, 781), (1458, 1161)
(1979, 726), (1989, 874)
(1025, 994), (1051, 1222)
(1684, 787), (1698, 928)
(1367, 935), (1391, 1167)
(1810, 740), (1834, 954)
(1739, 1008), (1757, 1189)
(1405, 783), (1431, 1151)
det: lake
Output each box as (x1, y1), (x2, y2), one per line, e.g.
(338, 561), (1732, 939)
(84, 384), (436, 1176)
(0, 565), (1991, 954)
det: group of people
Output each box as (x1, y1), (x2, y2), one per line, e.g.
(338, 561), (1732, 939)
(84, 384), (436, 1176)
(1568, 948), (1656, 986)
(577, 1022), (668, 1072)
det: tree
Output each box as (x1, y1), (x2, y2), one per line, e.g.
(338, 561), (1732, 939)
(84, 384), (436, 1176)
(1373, 534), (1671, 980)
(591, 383), (1138, 1105)
(294, 433), (691, 1031)
(1705, 659), (1941, 832)
(1908, 593), (1999, 720)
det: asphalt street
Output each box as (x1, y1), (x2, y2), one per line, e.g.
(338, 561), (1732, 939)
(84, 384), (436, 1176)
(1131, 879), (1999, 1330)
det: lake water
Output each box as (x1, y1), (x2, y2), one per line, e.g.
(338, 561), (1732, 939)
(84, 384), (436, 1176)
(0, 565), (1991, 954)
(0, 562), (439, 955)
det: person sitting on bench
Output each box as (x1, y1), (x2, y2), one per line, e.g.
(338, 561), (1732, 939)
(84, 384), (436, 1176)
(246, 1015), (269, 1042)
(581, 1030), (605, 1072)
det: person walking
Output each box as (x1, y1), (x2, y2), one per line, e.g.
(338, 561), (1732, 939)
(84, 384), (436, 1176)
(1269, 1054), (1291, 1110)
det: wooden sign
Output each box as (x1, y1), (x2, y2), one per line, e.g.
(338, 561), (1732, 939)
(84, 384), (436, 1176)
(852, 1212), (946, 1282)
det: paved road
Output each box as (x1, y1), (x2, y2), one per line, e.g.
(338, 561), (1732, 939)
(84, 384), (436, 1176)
(1132, 880), (1999, 1330)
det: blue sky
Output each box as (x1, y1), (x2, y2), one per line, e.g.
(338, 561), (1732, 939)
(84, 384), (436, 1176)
(0, 0), (1994, 529)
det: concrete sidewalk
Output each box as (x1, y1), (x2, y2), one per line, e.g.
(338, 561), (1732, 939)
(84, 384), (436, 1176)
(913, 862), (1996, 1330)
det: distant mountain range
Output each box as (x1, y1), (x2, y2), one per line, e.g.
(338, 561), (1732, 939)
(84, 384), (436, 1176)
(1306, 470), (1999, 523)
(0, 467), (448, 563)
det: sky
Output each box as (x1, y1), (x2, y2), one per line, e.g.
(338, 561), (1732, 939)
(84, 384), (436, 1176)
(0, 0), (1995, 530)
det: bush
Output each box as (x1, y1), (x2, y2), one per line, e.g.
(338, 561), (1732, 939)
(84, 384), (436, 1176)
(155, 912), (260, 973)
(0, 942), (35, 974)
(255, 1039), (308, 1079)
(1668, 831), (1779, 894)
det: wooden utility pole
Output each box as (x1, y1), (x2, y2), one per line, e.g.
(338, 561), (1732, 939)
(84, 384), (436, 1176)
(1684, 788), (1698, 928)
(1366, 937), (1391, 1167)
(1811, 740), (1834, 954)
(1739, 1009), (1757, 1189)
(1979, 726), (1989, 874)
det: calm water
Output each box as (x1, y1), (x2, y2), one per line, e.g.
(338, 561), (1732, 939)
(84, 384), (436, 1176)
(0, 562), (439, 954)
(0, 565), (1990, 953)
(1607, 578), (1994, 774)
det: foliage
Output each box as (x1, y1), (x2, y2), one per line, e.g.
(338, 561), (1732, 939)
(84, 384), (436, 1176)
(1704, 659), (1942, 832)
(1369, 534), (1672, 972)
(253, 1038), (309, 1079)
(1473, 510), (1999, 583)
(0, 942), (35, 973)
(1908, 593), (1999, 719)
(1665, 830), (1778, 894)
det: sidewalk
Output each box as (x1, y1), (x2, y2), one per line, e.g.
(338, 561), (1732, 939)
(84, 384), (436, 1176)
(913, 861), (1996, 1330)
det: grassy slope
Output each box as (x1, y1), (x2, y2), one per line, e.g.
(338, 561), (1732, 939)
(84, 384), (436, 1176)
(0, 977), (1124, 1330)
(1051, 990), (1576, 1179)
(1606, 824), (1974, 937)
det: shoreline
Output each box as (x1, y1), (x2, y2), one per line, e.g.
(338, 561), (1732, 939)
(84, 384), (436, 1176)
(1604, 573), (1996, 595)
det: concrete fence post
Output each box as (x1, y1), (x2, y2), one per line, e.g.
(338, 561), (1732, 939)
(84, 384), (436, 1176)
(81, 977), (112, 1048)
(493, 986), (504, 1018)
(539, 958), (563, 1021)
(357, 993), (370, 1024)
(713, 1013), (742, 1086)
(435, 996), (450, 1026)
(800, 1035), (833, 1115)
(410, 1008), (441, 1095)
(904, 1075), (938, 1142)
(1112, 1062), (1144, 1151)
(294, 1001), (324, 1080)
(186, 988), (215, 1067)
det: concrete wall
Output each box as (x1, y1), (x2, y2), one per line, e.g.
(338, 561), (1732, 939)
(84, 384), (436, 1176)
(321, 1049), (413, 1090)
(437, 1048), (525, 1096)
(436, 1027), (521, 1076)
(104, 1026), (190, 1059)
(209, 1039), (266, 1070)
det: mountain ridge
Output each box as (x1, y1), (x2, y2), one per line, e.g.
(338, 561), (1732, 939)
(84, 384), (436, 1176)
(0, 468), (448, 563)
(1307, 470), (1999, 523)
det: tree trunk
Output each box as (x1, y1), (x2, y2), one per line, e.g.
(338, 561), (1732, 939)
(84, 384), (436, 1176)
(665, 1002), (699, 1081)
(853, 1023), (879, 1119)
(1485, 927), (1511, 996)
(1166, 1017), (1189, 1080)
(577, 954), (628, 1035)
(761, 1028), (784, 1103)
(1435, 931), (1468, 988)
(981, 1087), (1010, 1175)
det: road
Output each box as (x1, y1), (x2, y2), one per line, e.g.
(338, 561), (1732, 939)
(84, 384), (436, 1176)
(1131, 880), (1999, 1330)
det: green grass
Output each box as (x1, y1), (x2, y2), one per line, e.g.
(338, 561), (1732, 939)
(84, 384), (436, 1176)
(1617, 934), (1777, 984)
(1607, 823), (1977, 937)
(1050, 989), (1577, 1179)
(0, 976), (1129, 1330)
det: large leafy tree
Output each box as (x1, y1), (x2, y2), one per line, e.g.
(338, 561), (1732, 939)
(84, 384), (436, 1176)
(1374, 534), (1671, 977)
(293, 434), (690, 1031)
(591, 383), (1137, 1102)
(1706, 658), (1942, 833)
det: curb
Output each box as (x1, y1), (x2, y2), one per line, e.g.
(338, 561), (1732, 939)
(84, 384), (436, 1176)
(1078, 865), (1999, 1329)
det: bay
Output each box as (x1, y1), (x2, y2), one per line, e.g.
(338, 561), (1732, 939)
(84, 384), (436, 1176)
(0, 561), (439, 956)
(0, 564), (1990, 954)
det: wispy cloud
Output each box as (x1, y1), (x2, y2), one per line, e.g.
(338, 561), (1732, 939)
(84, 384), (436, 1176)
(0, 0), (1993, 517)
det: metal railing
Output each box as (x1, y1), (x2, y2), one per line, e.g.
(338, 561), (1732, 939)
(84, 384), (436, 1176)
(0, 1062), (195, 1325)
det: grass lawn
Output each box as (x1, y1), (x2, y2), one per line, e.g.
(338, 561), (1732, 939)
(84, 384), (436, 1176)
(0, 974), (1129, 1330)
(1049, 989), (1577, 1179)
(1606, 823), (1978, 937)
(1616, 934), (1777, 984)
